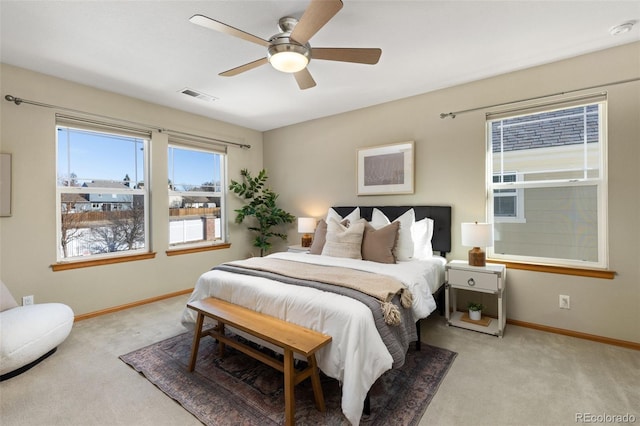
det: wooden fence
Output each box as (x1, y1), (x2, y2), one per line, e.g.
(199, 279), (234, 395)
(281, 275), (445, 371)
(169, 207), (220, 217)
(64, 207), (220, 223)
(64, 210), (133, 222)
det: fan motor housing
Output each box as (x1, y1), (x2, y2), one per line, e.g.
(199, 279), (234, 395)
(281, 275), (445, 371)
(267, 36), (311, 62)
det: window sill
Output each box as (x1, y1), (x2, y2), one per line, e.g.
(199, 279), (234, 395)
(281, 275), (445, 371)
(487, 259), (615, 279)
(166, 243), (231, 257)
(52, 252), (157, 271)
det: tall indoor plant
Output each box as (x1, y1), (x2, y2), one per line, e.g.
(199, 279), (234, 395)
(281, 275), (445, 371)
(229, 168), (295, 256)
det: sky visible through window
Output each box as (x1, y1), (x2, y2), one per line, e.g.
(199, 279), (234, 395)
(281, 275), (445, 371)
(57, 127), (220, 187)
(168, 146), (221, 190)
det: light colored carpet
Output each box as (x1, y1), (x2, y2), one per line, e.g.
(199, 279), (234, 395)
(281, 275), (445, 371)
(1, 294), (638, 425)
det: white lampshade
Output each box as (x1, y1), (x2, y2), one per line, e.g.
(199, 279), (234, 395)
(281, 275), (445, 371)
(298, 217), (316, 234)
(461, 222), (494, 248)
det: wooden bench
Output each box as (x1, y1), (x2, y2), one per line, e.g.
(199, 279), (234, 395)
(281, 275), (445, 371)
(187, 297), (332, 426)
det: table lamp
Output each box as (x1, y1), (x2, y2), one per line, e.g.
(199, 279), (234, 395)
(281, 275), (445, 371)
(298, 217), (316, 247)
(461, 222), (493, 266)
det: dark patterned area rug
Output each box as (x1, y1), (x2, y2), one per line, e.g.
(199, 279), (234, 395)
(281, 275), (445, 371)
(120, 332), (456, 425)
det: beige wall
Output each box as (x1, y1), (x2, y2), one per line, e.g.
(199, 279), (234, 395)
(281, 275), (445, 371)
(0, 64), (263, 315)
(264, 42), (640, 344)
(1, 43), (638, 343)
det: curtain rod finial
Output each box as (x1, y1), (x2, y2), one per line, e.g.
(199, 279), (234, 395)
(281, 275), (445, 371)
(440, 112), (455, 119)
(4, 95), (22, 105)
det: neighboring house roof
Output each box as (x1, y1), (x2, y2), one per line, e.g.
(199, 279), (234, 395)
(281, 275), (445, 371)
(82, 180), (131, 189)
(182, 196), (216, 204)
(61, 193), (89, 203)
(492, 105), (598, 152)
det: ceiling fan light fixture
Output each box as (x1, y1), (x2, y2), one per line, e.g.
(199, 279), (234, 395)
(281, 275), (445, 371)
(268, 43), (310, 73)
(189, 1), (381, 90)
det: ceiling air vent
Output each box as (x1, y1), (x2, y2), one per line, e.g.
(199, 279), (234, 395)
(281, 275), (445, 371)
(179, 88), (218, 102)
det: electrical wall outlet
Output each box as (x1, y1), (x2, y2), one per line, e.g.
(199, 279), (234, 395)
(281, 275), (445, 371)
(22, 295), (34, 306)
(559, 294), (570, 309)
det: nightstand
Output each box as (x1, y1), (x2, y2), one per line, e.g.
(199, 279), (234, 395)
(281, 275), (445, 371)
(445, 260), (506, 337)
(287, 244), (310, 253)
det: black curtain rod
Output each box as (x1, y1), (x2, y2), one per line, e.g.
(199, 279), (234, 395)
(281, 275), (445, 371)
(3, 94), (251, 149)
(439, 77), (640, 119)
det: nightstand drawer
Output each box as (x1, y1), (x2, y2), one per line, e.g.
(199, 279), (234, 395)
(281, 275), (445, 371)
(447, 268), (499, 291)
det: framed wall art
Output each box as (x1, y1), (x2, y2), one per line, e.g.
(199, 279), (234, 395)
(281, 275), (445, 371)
(1, 153), (11, 217)
(357, 141), (414, 195)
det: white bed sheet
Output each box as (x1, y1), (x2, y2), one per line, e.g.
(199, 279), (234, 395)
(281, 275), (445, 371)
(180, 252), (446, 425)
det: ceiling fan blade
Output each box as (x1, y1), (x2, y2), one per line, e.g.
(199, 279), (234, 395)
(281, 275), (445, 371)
(219, 57), (269, 77)
(294, 68), (317, 90)
(189, 14), (270, 47)
(290, 0), (343, 45)
(312, 48), (382, 64)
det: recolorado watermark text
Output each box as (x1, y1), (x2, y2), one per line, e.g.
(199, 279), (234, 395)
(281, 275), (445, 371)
(576, 413), (636, 423)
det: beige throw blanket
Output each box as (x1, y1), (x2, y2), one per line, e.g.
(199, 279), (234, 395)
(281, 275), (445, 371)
(225, 257), (413, 325)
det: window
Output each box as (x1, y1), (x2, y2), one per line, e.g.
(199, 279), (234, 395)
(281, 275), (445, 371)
(493, 172), (525, 222)
(487, 97), (607, 268)
(56, 123), (149, 261)
(168, 143), (226, 248)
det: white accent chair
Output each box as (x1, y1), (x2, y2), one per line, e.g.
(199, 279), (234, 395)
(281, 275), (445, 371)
(0, 280), (74, 380)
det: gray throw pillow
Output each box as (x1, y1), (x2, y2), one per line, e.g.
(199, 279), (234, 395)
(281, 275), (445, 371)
(308, 219), (327, 255)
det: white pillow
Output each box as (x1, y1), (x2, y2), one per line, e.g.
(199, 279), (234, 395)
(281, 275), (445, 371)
(321, 218), (366, 259)
(326, 207), (360, 226)
(412, 217), (434, 259)
(1, 280), (18, 312)
(371, 208), (415, 261)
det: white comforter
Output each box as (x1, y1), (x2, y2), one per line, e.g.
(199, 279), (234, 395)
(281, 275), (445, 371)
(181, 252), (446, 425)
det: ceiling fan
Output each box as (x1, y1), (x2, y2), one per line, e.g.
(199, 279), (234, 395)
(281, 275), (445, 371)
(189, 0), (382, 90)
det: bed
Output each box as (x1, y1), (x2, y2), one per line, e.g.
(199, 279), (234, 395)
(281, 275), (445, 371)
(181, 205), (451, 425)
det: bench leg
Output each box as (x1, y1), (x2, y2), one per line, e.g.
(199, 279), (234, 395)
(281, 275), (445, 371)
(308, 354), (326, 412)
(188, 312), (205, 372)
(364, 391), (371, 415)
(217, 322), (226, 357)
(284, 349), (295, 426)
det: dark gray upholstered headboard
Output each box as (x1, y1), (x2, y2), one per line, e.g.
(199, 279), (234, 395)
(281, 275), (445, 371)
(332, 206), (452, 257)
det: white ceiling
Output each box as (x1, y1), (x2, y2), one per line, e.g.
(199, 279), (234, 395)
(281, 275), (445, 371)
(1, 1), (638, 131)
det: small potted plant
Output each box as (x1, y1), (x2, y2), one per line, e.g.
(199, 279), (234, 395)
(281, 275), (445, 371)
(468, 302), (484, 321)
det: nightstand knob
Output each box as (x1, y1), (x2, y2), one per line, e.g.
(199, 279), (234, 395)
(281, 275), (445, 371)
(467, 278), (476, 287)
